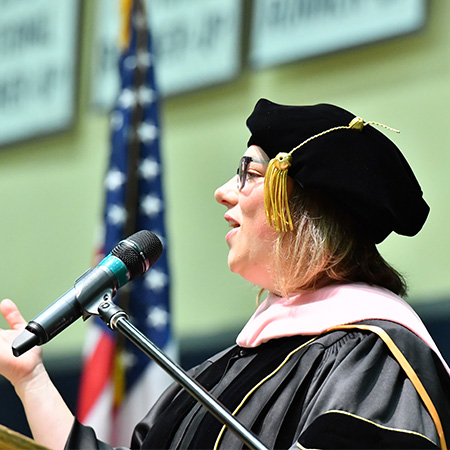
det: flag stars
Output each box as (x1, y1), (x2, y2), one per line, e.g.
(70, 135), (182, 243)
(147, 305), (169, 329)
(106, 204), (127, 225)
(145, 269), (168, 292)
(139, 158), (160, 180)
(105, 168), (126, 191)
(138, 86), (156, 106)
(123, 51), (151, 72)
(141, 194), (162, 217)
(136, 50), (152, 69)
(124, 55), (137, 71)
(117, 88), (137, 109)
(115, 87), (155, 112)
(138, 121), (158, 143)
(118, 349), (138, 369)
(110, 111), (124, 131)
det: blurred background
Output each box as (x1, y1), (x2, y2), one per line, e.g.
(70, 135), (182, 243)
(1, 0), (449, 440)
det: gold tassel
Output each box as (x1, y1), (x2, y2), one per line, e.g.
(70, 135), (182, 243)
(263, 116), (399, 233)
(264, 152), (293, 232)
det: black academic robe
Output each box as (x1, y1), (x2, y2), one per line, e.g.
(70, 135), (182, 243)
(66, 319), (450, 449)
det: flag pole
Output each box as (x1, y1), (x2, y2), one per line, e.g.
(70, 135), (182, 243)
(97, 299), (270, 450)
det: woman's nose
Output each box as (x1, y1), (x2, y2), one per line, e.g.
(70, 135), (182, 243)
(214, 176), (238, 207)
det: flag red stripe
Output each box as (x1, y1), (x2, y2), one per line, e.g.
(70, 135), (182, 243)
(77, 332), (115, 421)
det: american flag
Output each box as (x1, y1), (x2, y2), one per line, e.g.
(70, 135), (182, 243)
(77, 0), (175, 445)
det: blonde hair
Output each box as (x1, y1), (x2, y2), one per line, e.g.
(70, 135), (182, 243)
(272, 185), (407, 298)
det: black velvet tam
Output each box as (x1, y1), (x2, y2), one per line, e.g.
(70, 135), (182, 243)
(246, 98), (430, 243)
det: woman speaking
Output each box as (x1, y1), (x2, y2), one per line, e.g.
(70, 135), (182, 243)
(1, 99), (449, 449)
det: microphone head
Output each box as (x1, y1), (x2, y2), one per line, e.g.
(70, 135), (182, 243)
(111, 230), (163, 280)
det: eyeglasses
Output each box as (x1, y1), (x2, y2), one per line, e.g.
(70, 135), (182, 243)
(236, 156), (269, 190)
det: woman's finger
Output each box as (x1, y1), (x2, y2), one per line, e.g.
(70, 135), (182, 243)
(0, 299), (27, 330)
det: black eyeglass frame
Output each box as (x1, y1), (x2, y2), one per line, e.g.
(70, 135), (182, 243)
(236, 156), (269, 190)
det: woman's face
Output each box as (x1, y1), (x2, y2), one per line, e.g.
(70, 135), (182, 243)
(215, 145), (279, 292)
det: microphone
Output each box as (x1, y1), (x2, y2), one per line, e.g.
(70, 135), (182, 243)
(12, 230), (163, 357)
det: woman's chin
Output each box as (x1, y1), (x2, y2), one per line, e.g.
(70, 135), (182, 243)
(227, 256), (240, 275)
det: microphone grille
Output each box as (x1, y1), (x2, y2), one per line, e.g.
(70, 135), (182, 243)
(111, 230), (163, 280)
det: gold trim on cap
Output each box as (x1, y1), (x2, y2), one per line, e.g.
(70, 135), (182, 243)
(264, 116), (400, 232)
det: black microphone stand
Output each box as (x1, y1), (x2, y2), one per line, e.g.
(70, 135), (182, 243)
(97, 296), (269, 450)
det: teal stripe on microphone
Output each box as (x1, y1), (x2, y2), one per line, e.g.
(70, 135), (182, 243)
(99, 254), (129, 287)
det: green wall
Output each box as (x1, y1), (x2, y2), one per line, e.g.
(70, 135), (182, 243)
(1, 1), (449, 357)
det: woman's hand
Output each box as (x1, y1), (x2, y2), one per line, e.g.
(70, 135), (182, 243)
(0, 299), (74, 449)
(0, 299), (44, 390)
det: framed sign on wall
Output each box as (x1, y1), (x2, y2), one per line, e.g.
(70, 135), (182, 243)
(249, 0), (428, 68)
(0, 0), (79, 147)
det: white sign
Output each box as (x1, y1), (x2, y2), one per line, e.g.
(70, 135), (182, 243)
(0, 0), (79, 146)
(250, 0), (427, 68)
(91, 0), (242, 110)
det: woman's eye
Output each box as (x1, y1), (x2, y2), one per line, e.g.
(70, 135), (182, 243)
(246, 171), (262, 181)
